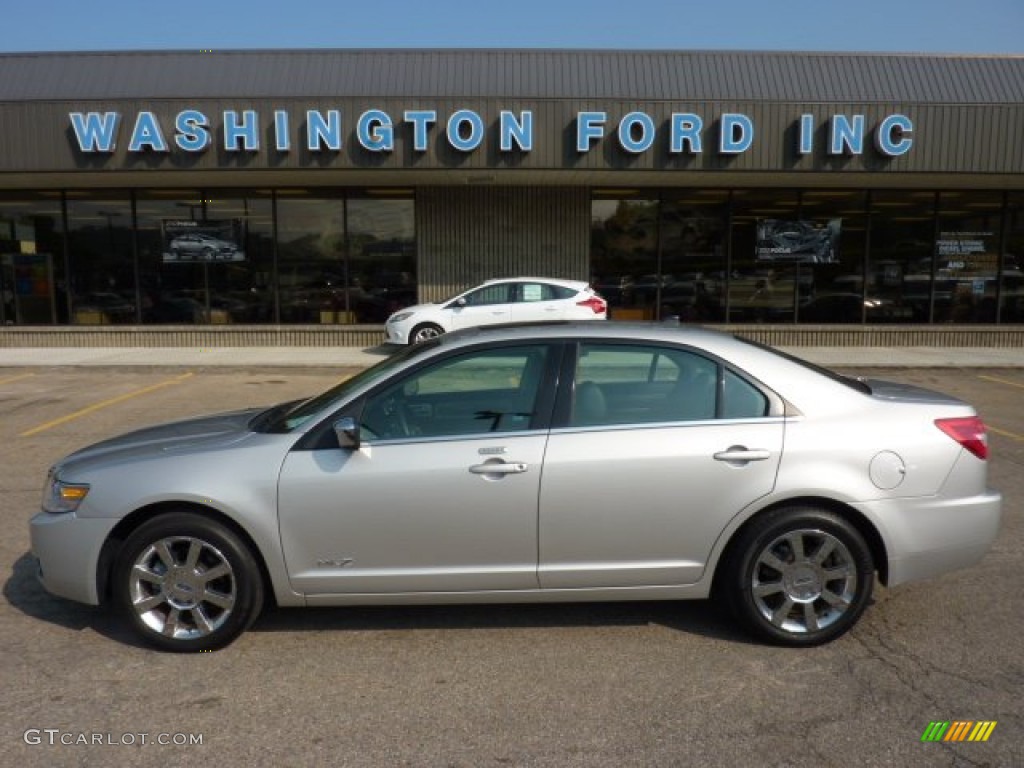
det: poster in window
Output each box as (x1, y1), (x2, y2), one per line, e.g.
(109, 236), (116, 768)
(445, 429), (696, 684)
(756, 219), (840, 264)
(162, 220), (246, 263)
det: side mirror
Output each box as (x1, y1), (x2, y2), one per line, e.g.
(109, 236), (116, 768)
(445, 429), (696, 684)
(332, 416), (360, 449)
(456, 297), (467, 308)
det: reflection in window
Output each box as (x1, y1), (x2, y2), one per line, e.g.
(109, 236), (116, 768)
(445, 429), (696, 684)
(66, 195), (135, 324)
(728, 190), (801, 322)
(0, 194), (63, 325)
(361, 345), (549, 439)
(1004, 193), (1024, 323)
(935, 192), (1003, 323)
(572, 344), (722, 426)
(660, 192), (728, 322)
(591, 197), (659, 321)
(868, 191), (936, 322)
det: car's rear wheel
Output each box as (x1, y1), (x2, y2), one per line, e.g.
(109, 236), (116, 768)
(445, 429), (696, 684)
(724, 507), (874, 646)
(410, 322), (443, 344)
(113, 512), (263, 652)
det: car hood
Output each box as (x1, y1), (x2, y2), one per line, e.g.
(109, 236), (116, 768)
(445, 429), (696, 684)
(59, 407), (264, 469)
(391, 302), (438, 318)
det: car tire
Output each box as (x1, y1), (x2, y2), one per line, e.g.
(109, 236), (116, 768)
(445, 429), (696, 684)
(723, 506), (874, 646)
(113, 512), (264, 652)
(410, 322), (444, 344)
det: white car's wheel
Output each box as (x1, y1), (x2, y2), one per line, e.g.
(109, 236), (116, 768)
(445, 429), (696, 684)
(410, 323), (444, 344)
(113, 512), (263, 652)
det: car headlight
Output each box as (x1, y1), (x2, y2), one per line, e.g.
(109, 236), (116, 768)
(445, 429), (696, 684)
(42, 470), (90, 514)
(388, 312), (414, 324)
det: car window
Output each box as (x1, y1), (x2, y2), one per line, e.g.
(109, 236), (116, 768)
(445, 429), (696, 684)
(515, 283), (574, 302)
(461, 284), (510, 307)
(361, 345), (549, 440)
(570, 343), (765, 427)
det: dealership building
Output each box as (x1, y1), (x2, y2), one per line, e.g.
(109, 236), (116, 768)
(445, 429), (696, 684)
(1, 49), (1022, 346)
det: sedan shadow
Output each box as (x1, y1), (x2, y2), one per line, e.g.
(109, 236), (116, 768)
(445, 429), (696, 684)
(7, 551), (754, 648)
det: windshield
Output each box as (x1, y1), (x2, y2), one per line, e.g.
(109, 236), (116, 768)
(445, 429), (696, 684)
(251, 340), (440, 433)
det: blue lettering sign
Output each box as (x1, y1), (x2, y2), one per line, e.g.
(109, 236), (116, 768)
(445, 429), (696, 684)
(174, 110), (210, 152)
(307, 110), (342, 151)
(224, 110), (259, 151)
(447, 110), (484, 152)
(274, 110), (291, 151)
(404, 110), (437, 152)
(357, 110), (394, 152)
(69, 112), (120, 153)
(829, 114), (865, 155)
(876, 114), (914, 157)
(618, 112), (655, 154)
(720, 114), (753, 154)
(669, 113), (703, 154)
(576, 112), (607, 152)
(128, 112), (169, 152)
(798, 114), (815, 155)
(499, 111), (533, 152)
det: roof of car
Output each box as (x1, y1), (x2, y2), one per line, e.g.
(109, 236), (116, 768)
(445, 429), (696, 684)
(438, 320), (730, 348)
(481, 277), (589, 288)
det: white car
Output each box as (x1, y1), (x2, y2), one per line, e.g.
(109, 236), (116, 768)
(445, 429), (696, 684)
(385, 277), (607, 344)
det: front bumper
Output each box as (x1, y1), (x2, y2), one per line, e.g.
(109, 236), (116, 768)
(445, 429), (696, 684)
(852, 490), (1002, 586)
(384, 323), (410, 345)
(30, 511), (118, 605)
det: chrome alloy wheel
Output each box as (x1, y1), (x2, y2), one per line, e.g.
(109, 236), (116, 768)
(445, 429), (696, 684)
(129, 536), (237, 641)
(750, 528), (857, 634)
(411, 324), (443, 343)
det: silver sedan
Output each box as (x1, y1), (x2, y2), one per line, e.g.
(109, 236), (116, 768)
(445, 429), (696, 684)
(30, 323), (1002, 651)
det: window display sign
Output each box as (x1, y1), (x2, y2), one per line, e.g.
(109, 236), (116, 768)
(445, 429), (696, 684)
(161, 219), (246, 263)
(936, 231), (996, 273)
(755, 219), (840, 264)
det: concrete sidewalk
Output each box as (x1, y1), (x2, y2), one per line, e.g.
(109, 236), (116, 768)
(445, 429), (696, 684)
(0, 345), (1021, 368)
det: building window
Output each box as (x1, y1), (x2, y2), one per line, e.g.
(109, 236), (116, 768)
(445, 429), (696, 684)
(591, 196), (659, 321)
(66, 194), (135, 324)
(0, 193), (63, 325)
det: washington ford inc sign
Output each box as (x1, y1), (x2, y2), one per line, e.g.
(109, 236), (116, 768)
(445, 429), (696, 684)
(68, 108), (914, 158)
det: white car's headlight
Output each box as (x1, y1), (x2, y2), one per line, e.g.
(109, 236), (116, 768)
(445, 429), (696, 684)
(42, 471), (90, 514)
(388, 312), (414, 324)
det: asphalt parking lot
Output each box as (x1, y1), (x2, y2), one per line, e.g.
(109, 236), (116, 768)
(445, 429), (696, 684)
(1, 364), (1021, 767)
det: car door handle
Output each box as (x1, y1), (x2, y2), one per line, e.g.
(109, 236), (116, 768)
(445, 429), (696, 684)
(713, 447), (771, 464)
(469, 462), (528, 475)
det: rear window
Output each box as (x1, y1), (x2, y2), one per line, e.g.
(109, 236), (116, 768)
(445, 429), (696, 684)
(733, 336), (871, 395)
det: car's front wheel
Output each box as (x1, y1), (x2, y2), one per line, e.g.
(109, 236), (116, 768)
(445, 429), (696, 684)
(723, 506), (874, 646)
(113, 512), (264, 652)
(410, 322), (444, 344)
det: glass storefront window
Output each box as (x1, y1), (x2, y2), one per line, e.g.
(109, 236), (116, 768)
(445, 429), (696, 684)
(66, 194), (135, 324)
(796, 191), (871, 323)
(276, 193), (347, 324)
(1004, 193), (1024, 323)
(868, 191), (936, 323)
(591, 196), (659, 321)
(347, 195), (417, 322)
(135, 190), (210, 324)
(728, 190), (801, 322)
(935, 191), (1003, 323)
(204, 192), (275, 323)
(659, 191), (728, 322)
(0, 193), (63, 324)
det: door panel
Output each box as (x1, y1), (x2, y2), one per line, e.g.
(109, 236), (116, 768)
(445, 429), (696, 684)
(538, 420), (783, 588)
(279, 434), (547, 594)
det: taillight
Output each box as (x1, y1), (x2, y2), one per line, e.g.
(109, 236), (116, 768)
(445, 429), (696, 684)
(577, 296), (607, 314)
(935, 416), (989, 460)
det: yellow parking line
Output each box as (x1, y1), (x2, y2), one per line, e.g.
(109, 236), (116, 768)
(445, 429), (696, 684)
(989, 425), (1024, 443)
(979, 374), (1024, 391)
(20, 373), (195, 437)
(0, 372), (35, 386)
